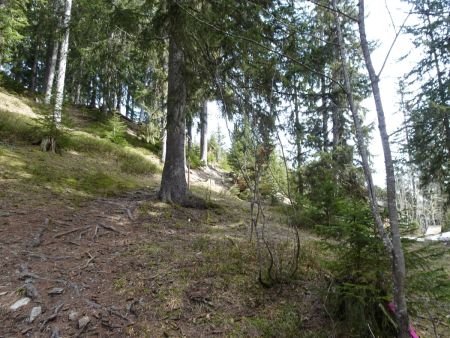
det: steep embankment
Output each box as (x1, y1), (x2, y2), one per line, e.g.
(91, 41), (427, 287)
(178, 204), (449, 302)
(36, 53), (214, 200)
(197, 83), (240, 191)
(0, 88), (329, 337)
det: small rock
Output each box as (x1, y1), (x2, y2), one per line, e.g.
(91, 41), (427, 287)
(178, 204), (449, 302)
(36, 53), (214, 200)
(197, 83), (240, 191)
(78, 315), (90, 329)
(50, 326), (61, 338)
(48, 287), (64, 295)
(10, 297), (30, 310)
(29, 306), (42, 322)
(68, 310), (79, 321)
(24, 281), (39, 299)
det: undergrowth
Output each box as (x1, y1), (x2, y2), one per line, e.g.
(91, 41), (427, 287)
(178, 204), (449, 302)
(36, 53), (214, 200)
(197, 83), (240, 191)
(0, 107), (160, 197)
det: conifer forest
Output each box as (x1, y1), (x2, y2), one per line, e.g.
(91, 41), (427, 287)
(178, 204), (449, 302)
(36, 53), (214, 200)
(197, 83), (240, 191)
(0, 0), (449, 337)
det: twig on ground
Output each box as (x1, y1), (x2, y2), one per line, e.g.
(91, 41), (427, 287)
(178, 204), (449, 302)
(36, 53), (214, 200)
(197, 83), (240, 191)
(92, 225), (99, 241)
(54, 226), (91, 239)
(126, 208), (134, 221)
(99, 223), (125, 235)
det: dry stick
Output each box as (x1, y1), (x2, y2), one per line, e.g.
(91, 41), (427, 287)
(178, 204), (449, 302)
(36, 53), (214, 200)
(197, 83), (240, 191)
(99, 223), (124, 235)
(92, 225), (99, 241)
(126, 208), (134, 221)
(80, 252), (95, 270)
(53, 225), (91, 239)
(377, 8), (412, 78)
(273, 115), (301, 277)
(78, 228), (90, 240)
(358, 1), (409, 336)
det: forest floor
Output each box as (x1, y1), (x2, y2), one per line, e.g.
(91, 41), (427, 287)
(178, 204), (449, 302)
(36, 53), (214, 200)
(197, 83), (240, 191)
(0, 88), (329, 337)
(0, 178), (326, 337)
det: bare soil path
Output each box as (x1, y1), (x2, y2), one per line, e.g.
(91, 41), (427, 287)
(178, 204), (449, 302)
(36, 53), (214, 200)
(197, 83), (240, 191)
(0, 184), (327, 337)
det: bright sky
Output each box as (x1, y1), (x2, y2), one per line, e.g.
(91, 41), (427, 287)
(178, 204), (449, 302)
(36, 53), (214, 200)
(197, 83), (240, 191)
(203, 0), (419, 187)
(364, 0), (419, 185)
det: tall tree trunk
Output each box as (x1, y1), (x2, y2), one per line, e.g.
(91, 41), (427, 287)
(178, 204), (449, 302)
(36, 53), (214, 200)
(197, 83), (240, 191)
(357, 2), (409, 336)
(158, 0), (187, 204)
(30, 42), (39, 92)
(200, 101), (208, 165)
(90, 78), (97, 108)
(53, 0), (72, 124)
(116, 84), (122, 112)
(126, 89), (131, 118)
(161, 128), (167, 163)
(294, 83), (304, 195)
(320, 74), (328, 152)
(43, 0), (61, 104)
(44, 39), (59, 104)
(186, 114), (193, 152)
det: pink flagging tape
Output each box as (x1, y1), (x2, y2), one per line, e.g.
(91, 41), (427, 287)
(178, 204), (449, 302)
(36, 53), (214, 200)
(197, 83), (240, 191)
(387, 302), (420, 338)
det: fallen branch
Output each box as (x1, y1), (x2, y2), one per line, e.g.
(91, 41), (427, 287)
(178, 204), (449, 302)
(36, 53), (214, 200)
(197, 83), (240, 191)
(99, 223), (125, 235)
(92, 225), (99, 241)
(126, 208), (134, 221)
(54, 226), (91, 239)
(40, 302), (64, 331)
(22, 251), (73, 261)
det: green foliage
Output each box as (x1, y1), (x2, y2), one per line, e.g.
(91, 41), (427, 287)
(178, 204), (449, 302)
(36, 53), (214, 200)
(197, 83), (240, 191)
(137, 121), (159, 144)
(103, 114), (127, 145)
(404, 241), (450, 333)
(0, 0), (28, 63)
(117, 149), (159, 176)
(316, 195), (394, 336)
(243, 305), (301, 338)
(401, 0), (450, 201)
(186, 144), (203, 169)
(0, 110), (38, 143)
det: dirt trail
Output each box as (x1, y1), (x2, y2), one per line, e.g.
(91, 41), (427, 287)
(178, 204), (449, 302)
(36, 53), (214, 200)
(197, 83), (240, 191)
(0, 179), (327, 338)
(0, 189), (157, 337)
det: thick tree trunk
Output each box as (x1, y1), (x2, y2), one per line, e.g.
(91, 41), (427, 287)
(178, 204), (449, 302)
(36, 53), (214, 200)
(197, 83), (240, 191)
(158, 0), (187, 204)
(200, 101), (208, 165)
(357, 3), (409, 336)
(53, 0), (72, 124)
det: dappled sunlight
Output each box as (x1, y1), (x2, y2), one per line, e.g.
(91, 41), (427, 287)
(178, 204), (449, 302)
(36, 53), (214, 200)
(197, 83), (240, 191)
(0, 91), (37, 118)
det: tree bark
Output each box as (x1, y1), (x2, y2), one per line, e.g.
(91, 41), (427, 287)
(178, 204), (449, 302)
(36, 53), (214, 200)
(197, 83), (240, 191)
(200, 100), (208, 165)
(294, 82), (304, 195)
(158, 0), (187, 204)
(320, 74), (328, 152)
(30, 42), (39, 93)
(90, 78), (97, 108)
(43, 0), (61, 104)
(357, 2), (409, 336)
(186, 114), (193, 152)
(44, 39), (59, 104)
(53, 0), (72, 124)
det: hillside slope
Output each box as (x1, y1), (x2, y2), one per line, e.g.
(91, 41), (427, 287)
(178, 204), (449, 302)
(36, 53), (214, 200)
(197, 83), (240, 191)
(0, 89), (329, 337)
